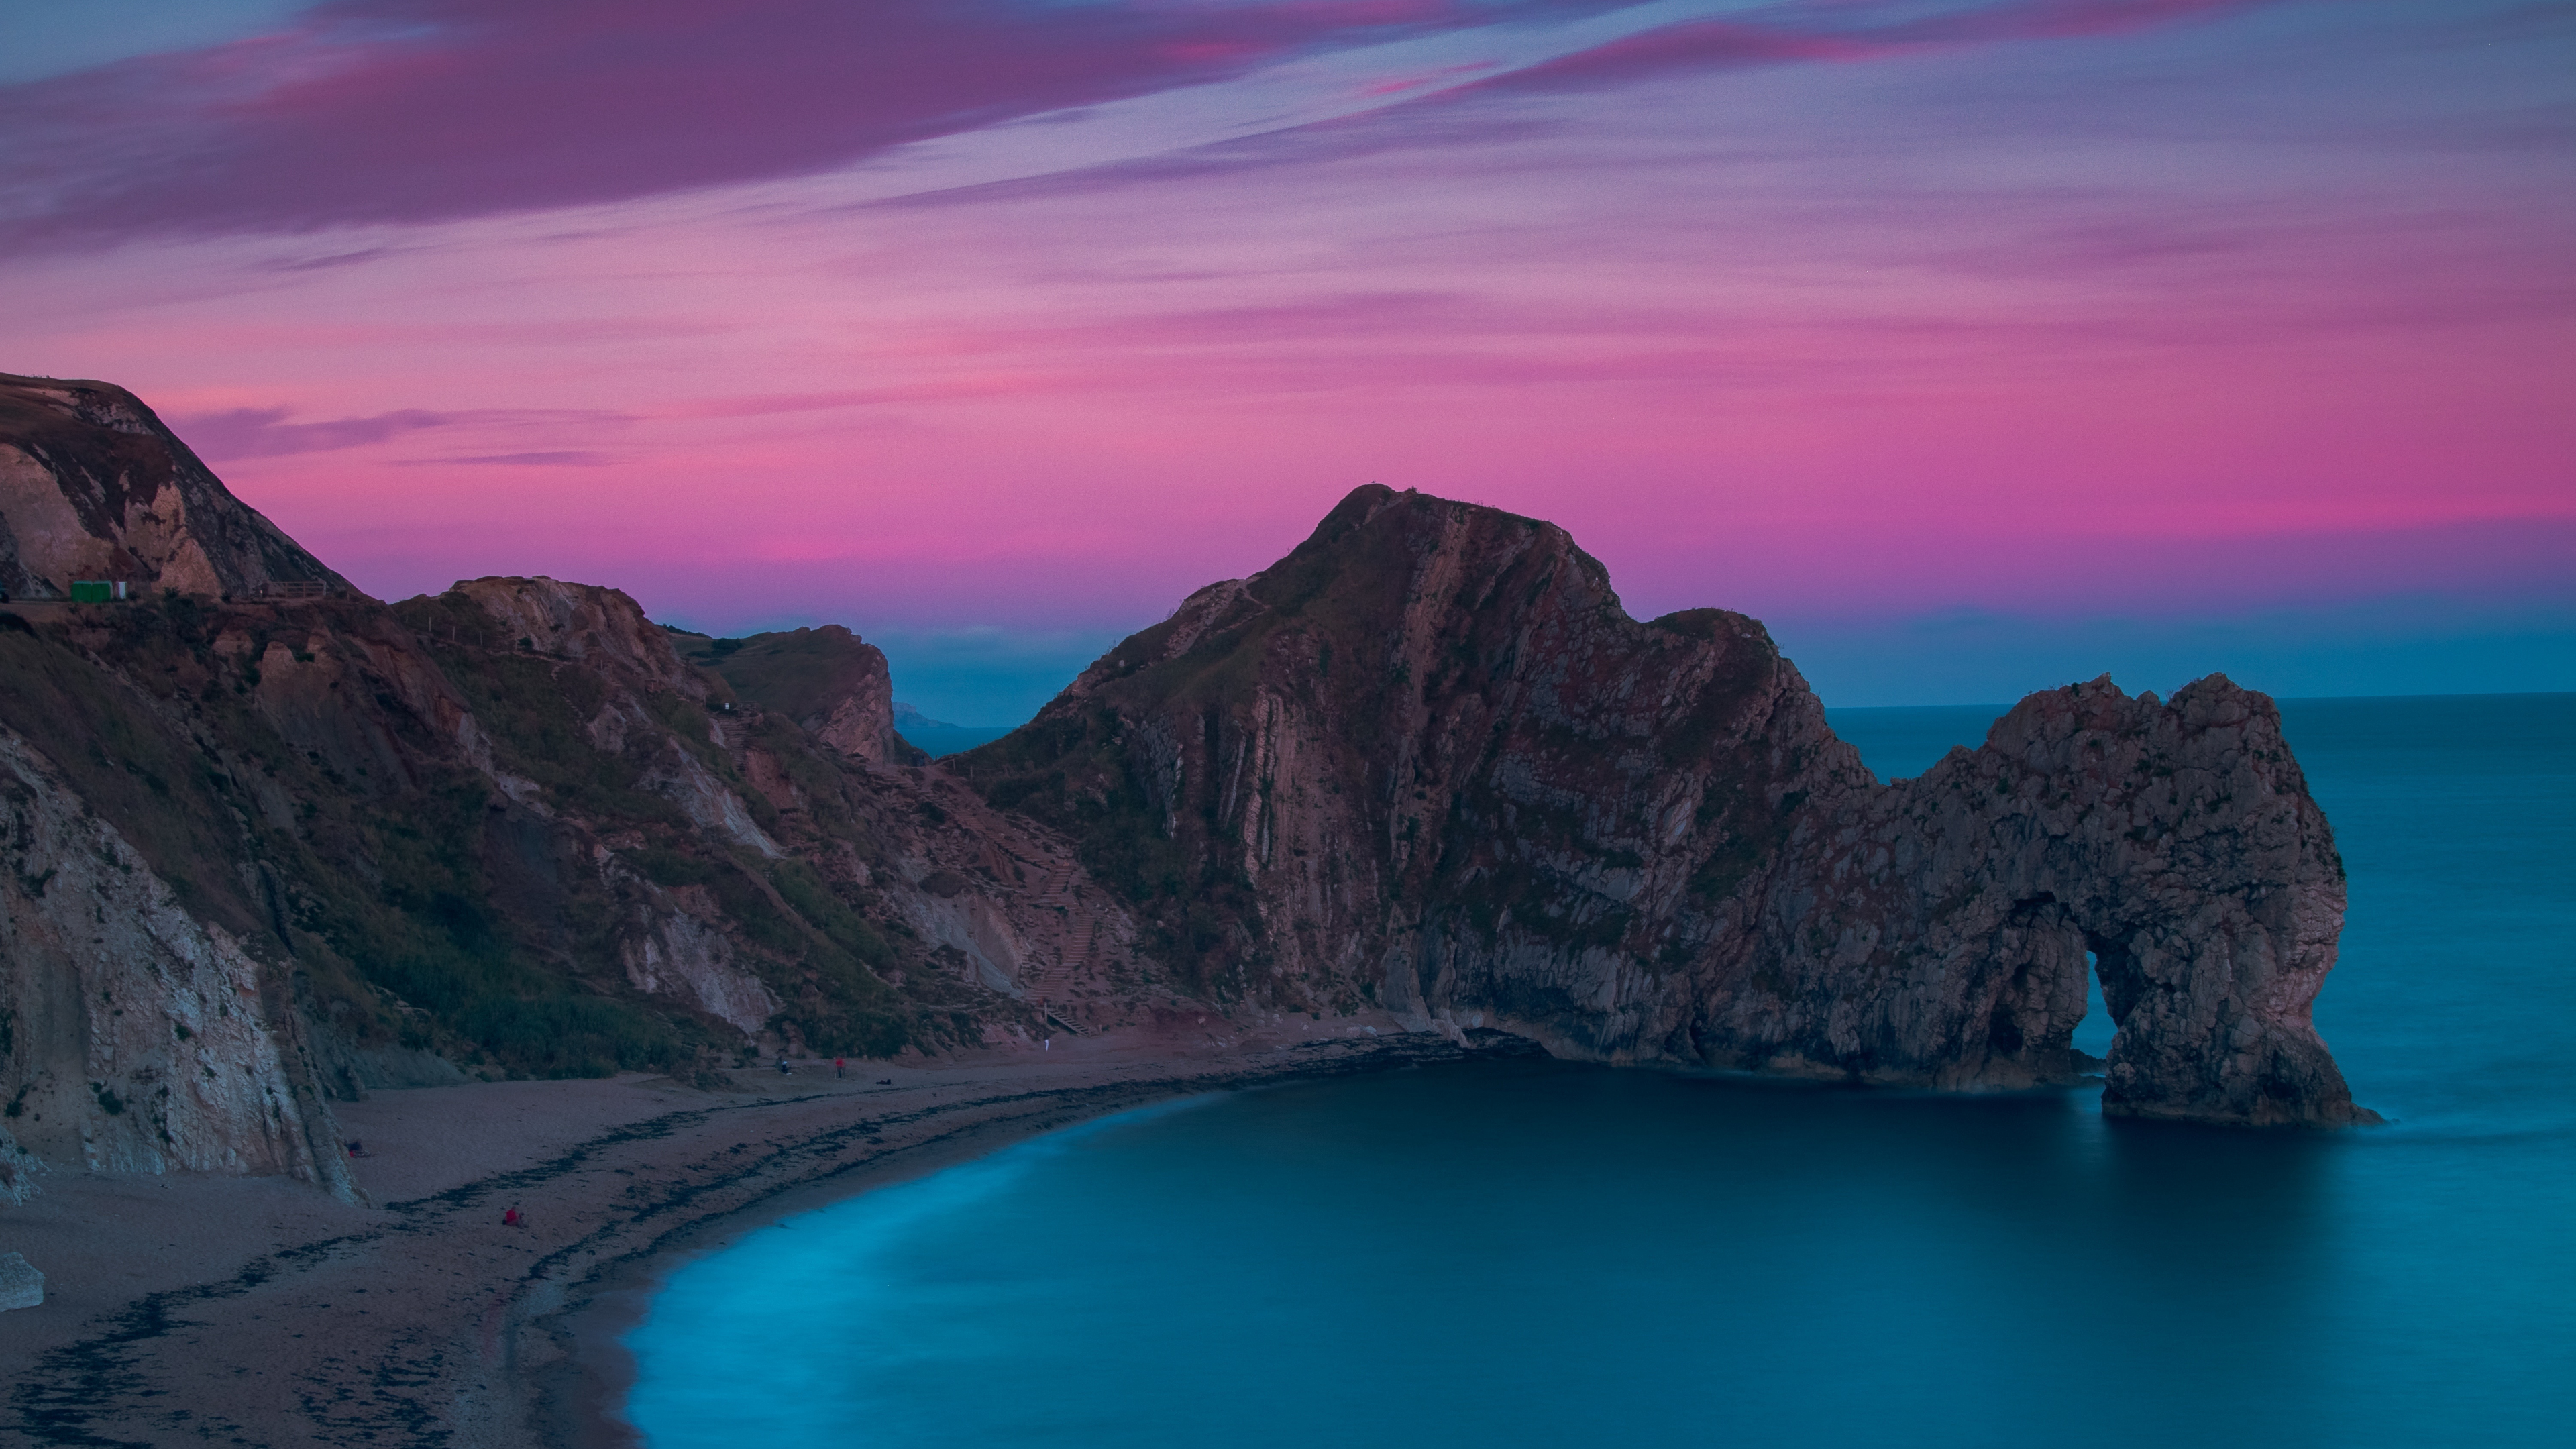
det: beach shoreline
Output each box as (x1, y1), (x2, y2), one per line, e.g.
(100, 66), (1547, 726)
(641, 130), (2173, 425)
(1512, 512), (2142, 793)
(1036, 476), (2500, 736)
(535, 1082), (1204, 1449)
(0, 1018), (1481, 1447)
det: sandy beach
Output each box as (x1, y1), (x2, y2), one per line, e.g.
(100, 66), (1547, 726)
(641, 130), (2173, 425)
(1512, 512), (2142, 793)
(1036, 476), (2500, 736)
(0, 1016), (1477, 1447)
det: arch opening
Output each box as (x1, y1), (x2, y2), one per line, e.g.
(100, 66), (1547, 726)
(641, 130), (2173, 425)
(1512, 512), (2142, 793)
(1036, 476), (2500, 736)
(2073, 949), (2113, 1067)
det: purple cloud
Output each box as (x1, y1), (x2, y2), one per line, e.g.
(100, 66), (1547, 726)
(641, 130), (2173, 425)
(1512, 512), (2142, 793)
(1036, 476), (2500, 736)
(172, 404), (629, 461)
(176, 406), (460, 460)
(0, 0), (1611, 248)
(1468, 0), (2273, 93)
(396, 451), (614, 468)
(826, 0), (2298, 221)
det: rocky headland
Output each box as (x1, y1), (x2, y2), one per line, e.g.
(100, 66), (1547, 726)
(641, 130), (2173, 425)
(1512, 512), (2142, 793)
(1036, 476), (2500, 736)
(954, 485), (2370, 1127)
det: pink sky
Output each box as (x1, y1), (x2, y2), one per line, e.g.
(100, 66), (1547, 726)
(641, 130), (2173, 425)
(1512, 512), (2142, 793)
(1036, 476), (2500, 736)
(3, 0), (2568, 717)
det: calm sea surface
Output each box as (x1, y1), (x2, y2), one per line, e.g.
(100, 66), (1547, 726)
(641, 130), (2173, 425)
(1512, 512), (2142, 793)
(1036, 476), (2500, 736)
(626, 694), (2575, 1448)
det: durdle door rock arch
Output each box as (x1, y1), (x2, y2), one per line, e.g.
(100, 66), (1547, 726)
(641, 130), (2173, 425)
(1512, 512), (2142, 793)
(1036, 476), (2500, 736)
(956, 484), (2375, 1127)
(1754, 675), (2370, 1126)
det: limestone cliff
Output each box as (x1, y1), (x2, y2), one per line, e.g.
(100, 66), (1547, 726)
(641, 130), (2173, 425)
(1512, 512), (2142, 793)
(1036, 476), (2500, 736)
(954, 486), (2371, 1126)
(1753, 676), (2361, 1125)
(0, 374), (347, 600)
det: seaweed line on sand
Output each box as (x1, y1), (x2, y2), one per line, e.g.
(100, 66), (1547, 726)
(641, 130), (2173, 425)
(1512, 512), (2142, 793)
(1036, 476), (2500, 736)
(5, 1034), (1501, 1448)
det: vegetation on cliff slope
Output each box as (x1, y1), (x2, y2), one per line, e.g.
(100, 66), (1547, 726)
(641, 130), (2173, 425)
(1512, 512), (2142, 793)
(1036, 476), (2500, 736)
(1, 588), (995, 1081)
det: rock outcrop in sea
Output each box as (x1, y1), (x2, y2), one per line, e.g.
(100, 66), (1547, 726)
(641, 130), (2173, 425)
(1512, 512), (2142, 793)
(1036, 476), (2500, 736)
(0, 376), (2370, 1197)
(953, 486), (2372, 1126)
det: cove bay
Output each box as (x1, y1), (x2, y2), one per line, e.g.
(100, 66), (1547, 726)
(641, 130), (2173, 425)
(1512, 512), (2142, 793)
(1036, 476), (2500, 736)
(625, 694), (2575, 1449)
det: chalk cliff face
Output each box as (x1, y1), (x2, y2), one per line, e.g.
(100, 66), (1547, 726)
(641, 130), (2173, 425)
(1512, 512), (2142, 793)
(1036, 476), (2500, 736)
(1, 727), (358, 1198)
(0, 374), (346, 600)
(955, 486), (2370, 1126)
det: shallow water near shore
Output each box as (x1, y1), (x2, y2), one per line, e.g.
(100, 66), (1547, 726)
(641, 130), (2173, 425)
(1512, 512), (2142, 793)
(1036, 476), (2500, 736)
(625, 694), (2575, 1448)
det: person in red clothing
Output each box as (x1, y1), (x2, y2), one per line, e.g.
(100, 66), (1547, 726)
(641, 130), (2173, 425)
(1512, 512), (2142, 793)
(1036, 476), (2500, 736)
(834, 1057), (845, 1079)
(503, 1206), (523, 1228)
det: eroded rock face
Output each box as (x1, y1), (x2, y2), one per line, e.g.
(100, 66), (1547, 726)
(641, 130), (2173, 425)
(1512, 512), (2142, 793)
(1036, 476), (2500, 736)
(957, 486), (2371, 1126)
(1725, 676), (2366, 1126)
(445, 576), (707, 695)
(674, 624), (910, 764)
(0, 374), (346, 600)
(616, 907), (779, 1037)
(0, 728), (358, 1197)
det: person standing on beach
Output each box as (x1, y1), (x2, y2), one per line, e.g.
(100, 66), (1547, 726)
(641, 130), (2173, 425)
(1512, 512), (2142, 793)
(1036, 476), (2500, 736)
(834, 1057), (845, 1079)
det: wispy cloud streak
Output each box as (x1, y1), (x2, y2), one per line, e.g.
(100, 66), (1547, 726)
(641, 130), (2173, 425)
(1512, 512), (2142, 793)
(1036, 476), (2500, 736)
(174, 405), (629, 460)
(0, 0), (1619, 247)
(1454, 0), (2273, 94)
(176, 406), (456, 460)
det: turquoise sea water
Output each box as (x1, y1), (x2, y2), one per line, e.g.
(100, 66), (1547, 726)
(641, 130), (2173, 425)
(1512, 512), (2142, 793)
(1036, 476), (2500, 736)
(627, 695), (2575, 1448)
(898, 722), (1014, 759)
